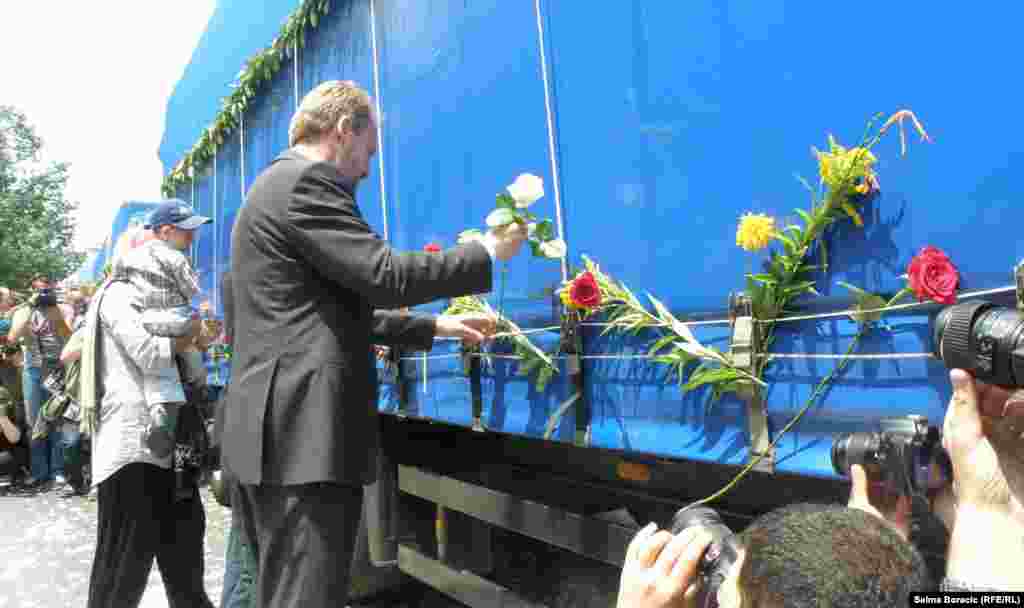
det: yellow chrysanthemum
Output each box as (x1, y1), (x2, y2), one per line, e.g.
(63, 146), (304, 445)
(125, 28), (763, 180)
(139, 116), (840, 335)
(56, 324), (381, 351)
(736, 213), (777, 252)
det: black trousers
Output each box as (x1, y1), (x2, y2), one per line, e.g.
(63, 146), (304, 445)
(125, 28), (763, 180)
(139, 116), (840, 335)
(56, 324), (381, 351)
(233, 481), (364, 608)
(87, 463), (215, 608)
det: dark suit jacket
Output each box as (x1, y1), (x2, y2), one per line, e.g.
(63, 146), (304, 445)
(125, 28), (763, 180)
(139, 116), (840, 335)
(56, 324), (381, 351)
(221, 150), (492, 486)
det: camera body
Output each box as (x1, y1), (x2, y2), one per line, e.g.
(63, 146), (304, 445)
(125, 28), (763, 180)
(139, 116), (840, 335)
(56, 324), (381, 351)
(831, 415), (950, 497)
(33, 288), (57, 309)
(671, 506), (740, 608)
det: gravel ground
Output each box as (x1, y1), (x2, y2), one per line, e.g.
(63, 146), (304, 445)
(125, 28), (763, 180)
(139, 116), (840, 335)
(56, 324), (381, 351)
(0, 482), (467, 608)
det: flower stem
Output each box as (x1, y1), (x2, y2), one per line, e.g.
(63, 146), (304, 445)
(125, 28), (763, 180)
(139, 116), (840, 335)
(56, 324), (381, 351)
(682, 326), (867, 511)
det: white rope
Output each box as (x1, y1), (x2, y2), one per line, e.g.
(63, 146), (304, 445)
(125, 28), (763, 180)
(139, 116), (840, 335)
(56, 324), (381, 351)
(399, 350), (936, 364)
(761, 286), (1016, 324)
(762, 352), (934, 360)
(533, 0), (567, 283)
(368, 0), (389, 241)
(212, 146), (218, 314)
(190, 176), (196, 265)
(240, 110), (246, 199)
(293, 41), (300, 112)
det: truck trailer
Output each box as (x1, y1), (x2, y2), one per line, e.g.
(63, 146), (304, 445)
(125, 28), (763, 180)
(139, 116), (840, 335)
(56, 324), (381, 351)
(156, 1), (1024, 604)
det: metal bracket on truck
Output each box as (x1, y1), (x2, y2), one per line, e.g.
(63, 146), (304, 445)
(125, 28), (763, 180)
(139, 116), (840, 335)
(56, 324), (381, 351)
(560, 302), (589, 447)
(729, 293), (775, 473)
(1016, 260), (1024, 310)
(462, 344), (486, 432)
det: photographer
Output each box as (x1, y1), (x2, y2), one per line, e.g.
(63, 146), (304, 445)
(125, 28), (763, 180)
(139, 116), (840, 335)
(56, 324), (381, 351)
(615, 367), (1024, 607)
(7, 275), (72, 491)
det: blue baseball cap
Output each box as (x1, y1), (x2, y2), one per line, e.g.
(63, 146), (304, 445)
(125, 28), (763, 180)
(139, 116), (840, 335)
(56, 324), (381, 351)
(144, 199), (212, 231)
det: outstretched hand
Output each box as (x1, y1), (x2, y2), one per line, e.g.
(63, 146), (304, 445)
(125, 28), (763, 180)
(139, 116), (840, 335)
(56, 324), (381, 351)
(435, 313), (498, 347)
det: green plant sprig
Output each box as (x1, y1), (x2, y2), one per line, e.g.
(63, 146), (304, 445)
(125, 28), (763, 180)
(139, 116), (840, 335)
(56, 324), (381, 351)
(576, 256), (767, 393)
(444, 295), (558, 391)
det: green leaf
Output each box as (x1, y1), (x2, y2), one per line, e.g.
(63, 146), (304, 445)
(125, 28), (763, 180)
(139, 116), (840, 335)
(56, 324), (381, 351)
(748, 273), (777, 285)
(837, 281), (887, 323)
(682, 367), (743, 393)
(495, 192), (516, 210)
(886, 286), (913, 307)
(774, 233), (797, 255)
(311, 10), (319, 27)
(485, 208), (516, 227)
(534, 219), (555, 241)
(646, 335), (677, 357)
(795, 208), (813, 227)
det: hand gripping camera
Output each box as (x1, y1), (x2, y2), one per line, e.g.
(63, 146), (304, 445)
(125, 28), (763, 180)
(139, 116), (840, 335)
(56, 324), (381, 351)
(670, 507), (741, 608)
(930, 260), (1024, 389)
(831, 415), (951, 498)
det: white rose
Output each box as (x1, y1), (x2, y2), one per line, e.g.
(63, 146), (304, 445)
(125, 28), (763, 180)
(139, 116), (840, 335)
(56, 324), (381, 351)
(506, 173), (544, 208)
(539, 238), (567, 259)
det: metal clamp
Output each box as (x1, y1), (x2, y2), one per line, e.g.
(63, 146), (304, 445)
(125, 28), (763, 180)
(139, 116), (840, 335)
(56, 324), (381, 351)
(1015, 260), (1024, 311)
(462, 345), (485, 432)
(387, 346), (411, 418)
(559, 299), (589, 447)
(729, 293), (774, 473)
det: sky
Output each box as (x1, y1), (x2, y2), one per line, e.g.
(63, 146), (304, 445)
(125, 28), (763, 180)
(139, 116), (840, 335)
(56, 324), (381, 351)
(1, 1), (216, 250)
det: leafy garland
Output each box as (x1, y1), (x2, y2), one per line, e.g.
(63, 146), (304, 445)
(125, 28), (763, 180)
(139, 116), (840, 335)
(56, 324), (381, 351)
(161, 0), (332, 197)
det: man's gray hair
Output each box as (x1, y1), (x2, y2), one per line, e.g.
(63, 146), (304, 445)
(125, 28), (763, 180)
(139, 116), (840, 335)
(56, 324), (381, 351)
(288, 80), (374, 147)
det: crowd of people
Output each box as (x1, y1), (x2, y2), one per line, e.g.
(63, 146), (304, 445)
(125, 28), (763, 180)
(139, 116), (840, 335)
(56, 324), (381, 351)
(0, 79), (1020, 607)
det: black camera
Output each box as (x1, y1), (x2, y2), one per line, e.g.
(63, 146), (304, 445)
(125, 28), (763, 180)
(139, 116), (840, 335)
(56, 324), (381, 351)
(670, 506), (740, 608)
(932, 301), (1024, 389)
(33, 288), (57, 308)
(831, 415), (951, 498)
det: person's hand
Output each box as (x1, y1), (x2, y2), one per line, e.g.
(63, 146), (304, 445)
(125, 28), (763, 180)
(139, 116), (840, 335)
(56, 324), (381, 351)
(172, 320), (203, 352)
(435, 313), (497, 347)
(615, 523), (712, 608)
(942, 369), (1024, 517)
(483, 222), (528, 262)
(846, 463), (911, 540)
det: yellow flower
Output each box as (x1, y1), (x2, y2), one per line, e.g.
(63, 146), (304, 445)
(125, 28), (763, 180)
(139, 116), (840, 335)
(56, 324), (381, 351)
(840, 202), (864, 227)
(736, 213), (777, 252)
(559, 287), (576, 309)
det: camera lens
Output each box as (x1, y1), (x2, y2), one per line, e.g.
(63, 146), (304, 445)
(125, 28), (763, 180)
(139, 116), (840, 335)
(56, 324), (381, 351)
(671, 507), (739, 608)
(831, 432), (881, 476)
(933, 302), (1024, 388)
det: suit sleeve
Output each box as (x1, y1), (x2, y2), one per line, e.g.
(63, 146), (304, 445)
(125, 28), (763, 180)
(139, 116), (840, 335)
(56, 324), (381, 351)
(370, 310), (436, 351)
(285, 167), (493, 309)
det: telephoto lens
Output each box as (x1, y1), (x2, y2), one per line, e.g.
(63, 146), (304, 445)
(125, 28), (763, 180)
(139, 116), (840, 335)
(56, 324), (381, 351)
(831, 431), (882, 478)
(670, 507), (740, 608)
(932, 301), (1024, 389)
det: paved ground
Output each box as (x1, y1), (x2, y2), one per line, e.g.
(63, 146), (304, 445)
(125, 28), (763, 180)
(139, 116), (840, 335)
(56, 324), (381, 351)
(0, 482), (469, 608)
(0, 483), (230, 608)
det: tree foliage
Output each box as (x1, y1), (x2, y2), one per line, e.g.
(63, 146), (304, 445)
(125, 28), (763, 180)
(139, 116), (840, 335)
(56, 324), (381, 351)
(0, 106), (84, 289)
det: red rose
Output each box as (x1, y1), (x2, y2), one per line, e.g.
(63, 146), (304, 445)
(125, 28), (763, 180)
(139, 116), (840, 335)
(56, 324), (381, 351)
(569, 271), (602, 309)
(907, 246), (959, 305)
(424, 243), (441, 253)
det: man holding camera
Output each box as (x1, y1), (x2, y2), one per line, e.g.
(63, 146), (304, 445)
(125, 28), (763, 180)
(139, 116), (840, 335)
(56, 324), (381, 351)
(615, 368), (1024, 607)
(7, 275), (73, 491)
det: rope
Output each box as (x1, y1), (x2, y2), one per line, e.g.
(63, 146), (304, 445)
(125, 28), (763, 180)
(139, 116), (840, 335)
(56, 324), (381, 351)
(368, 0), (389, 241)
(533, 0), (568, 283)
(399, 351), (931, 363)
(760, 285), (1016, 324)
(293, 41), (300, 112)
(762, 352), (934, 360)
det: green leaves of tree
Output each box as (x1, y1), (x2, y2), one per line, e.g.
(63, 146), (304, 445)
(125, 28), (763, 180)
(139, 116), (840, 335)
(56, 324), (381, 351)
(0, 106), (85, 287)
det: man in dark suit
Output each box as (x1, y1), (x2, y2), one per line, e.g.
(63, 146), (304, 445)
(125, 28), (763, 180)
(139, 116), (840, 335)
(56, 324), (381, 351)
(221, 80), (527, 608)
